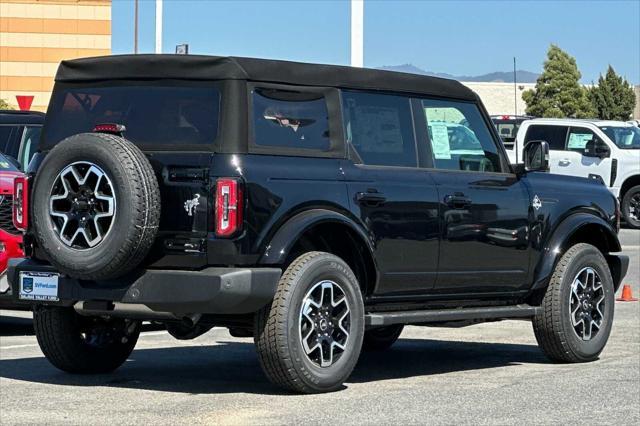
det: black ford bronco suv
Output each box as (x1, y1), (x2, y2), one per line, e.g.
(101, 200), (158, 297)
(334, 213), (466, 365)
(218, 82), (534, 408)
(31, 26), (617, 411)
(4, 55), (629, 394)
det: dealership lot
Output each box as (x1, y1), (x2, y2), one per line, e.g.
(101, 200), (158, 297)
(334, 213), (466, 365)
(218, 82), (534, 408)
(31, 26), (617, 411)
(1, 229), (638, 425)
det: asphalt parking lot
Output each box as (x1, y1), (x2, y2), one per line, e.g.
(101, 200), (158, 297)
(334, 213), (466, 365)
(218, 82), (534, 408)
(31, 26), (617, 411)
(1, 229), (638, 425)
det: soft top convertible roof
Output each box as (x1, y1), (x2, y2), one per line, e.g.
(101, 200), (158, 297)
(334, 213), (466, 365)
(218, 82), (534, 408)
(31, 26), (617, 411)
(56, 54), (477, 101)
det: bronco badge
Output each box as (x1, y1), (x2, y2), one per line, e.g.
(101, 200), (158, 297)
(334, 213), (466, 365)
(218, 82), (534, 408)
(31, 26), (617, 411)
(184, 194), (201, 217)
(532, 195), (542, 210)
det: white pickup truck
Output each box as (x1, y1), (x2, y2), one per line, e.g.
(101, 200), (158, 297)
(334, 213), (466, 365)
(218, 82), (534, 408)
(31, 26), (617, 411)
(509, 118), (640, 228)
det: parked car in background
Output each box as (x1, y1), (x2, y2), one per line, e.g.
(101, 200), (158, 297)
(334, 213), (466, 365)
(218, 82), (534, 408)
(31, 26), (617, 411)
(511, 119), (640, 228)
(491, 115), (534, 150)
(0, 152), (24, 308)
(0, 110), (44, 171)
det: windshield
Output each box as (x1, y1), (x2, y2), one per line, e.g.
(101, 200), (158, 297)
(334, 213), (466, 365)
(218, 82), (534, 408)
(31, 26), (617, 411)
(600, 126), (640, 149)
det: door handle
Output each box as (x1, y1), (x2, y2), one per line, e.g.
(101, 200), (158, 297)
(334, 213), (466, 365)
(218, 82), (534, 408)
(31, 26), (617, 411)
(559, 159), (572, 166)
(356, 191), (386, 206)
(445, 193), (472, 209)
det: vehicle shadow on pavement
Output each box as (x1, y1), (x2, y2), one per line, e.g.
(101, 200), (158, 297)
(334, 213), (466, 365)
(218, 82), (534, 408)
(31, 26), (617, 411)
(0, 315), (34, 336)
(351, 338), (549, 383)
(0, 316), (164, 337)
(0, 337), (549, 395)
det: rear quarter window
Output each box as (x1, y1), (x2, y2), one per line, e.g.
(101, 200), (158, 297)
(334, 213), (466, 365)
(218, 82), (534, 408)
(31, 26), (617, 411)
(250, 88), (333, 155)
(43, 83), (220, 149)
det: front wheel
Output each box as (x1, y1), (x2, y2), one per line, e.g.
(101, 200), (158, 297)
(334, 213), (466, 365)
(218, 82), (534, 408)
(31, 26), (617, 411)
(33, 307), (140, 373)
(621, 185), (640, 229)
(532, 243), (615, 363)
(254, 252), (365, 393)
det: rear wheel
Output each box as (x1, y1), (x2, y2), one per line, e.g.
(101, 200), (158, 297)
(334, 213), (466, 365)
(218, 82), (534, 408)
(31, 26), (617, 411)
(363, 325), (404, 351)
(533, 243), (614, 363)
(621, 185), (640, 229)
(254, 252), (364, 393)
(33, 306), (140, 373)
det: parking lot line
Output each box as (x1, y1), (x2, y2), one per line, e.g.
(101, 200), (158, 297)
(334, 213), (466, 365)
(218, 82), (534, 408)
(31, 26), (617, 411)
(1, 344), (39, 350)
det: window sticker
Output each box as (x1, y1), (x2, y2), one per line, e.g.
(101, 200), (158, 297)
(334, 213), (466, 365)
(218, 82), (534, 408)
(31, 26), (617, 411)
(567, 133), (593, 150)
(430, 124), (451, 159)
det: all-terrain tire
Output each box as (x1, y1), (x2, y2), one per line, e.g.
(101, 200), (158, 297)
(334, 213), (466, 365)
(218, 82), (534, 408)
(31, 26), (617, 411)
(254, 252), (365, 394)
(363, 325), (404, 351)
(33, 306), (140, 374)
(31, 133), (160, 280)
(621, 185), (640, 229)
(532, 243), (615, 363)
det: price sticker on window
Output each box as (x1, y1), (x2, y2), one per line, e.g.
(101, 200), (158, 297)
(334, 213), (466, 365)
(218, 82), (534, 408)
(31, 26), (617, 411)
(430, 124), (451, 160)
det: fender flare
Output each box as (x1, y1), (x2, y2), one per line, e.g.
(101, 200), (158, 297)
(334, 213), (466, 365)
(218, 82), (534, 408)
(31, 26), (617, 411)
(532, 212), (621, 290)
(258, 208), (375, 267)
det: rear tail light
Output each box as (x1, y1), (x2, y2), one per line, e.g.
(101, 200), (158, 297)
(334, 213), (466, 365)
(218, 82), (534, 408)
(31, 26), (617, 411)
(215, 178), (242, 237)
(13, 176), (29, 231)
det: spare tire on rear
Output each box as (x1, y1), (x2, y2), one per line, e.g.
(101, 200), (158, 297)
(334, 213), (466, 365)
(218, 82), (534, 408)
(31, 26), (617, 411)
(31, 133), (160, 281)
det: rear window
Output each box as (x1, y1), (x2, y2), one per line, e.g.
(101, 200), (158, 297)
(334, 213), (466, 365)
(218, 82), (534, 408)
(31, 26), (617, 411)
(44, 83), (220, 148)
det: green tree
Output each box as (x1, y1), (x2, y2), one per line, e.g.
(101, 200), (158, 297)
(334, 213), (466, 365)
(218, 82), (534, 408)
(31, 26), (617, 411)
(0, 99), (15, 110)
(588, 65), (636, 121)
(523, 45), (595, 118)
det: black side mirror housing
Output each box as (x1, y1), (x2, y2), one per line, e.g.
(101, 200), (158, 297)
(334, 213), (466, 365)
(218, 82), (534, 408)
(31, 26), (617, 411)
(522, 140), (550, 173)
(584, 139), (610, 159)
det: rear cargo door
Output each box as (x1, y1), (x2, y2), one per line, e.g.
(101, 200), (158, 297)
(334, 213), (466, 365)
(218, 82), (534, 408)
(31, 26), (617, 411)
(42, 81), (223, 267)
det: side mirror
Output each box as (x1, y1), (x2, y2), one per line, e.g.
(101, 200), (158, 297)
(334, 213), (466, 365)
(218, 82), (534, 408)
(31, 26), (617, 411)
(584, 139), (610, 159)
(523, 140), (549, 172)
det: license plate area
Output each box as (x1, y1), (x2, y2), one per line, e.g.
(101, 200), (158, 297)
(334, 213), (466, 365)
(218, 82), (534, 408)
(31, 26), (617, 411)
(19, 272), (59, 301)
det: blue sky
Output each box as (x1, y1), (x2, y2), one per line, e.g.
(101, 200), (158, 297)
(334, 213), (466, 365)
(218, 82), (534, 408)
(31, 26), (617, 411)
(112, 0), (640, 84)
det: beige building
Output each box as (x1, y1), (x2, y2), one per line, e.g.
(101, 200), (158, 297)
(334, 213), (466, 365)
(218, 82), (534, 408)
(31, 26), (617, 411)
(462, 82), (535, 116)
(0, 0), (111, 112)
(465, 81), (640, 120)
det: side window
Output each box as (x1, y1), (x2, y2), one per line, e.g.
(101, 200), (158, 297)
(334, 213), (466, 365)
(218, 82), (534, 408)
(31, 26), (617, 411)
(524, 125), (568, 151)
(422, 99), (503, 173)
(342, 91), (417, 167)
(566, 127), (596, 153)
(252, 88), (330, 152)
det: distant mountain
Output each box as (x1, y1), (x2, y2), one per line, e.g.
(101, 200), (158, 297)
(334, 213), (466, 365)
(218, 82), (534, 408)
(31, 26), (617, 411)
(378, 64), (540, 83)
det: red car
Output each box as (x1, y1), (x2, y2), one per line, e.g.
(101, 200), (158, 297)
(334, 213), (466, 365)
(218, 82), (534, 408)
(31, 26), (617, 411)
(0, 152), (24, 303)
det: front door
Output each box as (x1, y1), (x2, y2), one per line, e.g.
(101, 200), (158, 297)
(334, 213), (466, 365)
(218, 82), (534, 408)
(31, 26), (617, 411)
(420, 98), (532, 295)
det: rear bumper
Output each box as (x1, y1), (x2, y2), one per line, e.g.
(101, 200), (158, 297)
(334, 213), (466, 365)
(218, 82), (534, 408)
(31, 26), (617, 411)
(2, 258), (281, 315)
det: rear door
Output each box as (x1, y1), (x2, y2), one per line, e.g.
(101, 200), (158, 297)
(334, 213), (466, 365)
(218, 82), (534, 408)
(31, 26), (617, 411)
(420, 98), (532, 295)
(341, 91), (440, 296)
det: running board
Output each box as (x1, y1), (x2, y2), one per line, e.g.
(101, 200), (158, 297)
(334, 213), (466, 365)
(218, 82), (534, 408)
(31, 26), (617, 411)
(365, 304), (540, 327)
